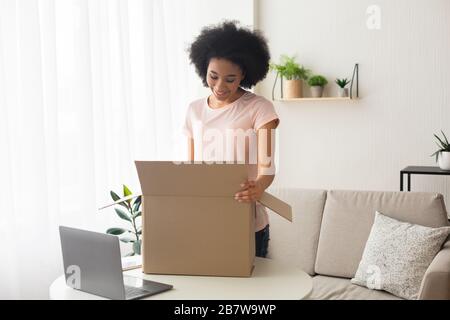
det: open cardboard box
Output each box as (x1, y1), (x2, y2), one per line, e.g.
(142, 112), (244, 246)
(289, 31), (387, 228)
(101, 161), (292, 277)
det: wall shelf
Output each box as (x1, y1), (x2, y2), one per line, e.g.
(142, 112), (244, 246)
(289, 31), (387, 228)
(272, 63), (359, 101)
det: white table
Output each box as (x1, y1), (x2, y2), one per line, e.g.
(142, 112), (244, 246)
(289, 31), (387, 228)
(49, 257), (312, 300)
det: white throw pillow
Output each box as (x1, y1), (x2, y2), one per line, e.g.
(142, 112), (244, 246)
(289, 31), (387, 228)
(351, 211), (450, 300)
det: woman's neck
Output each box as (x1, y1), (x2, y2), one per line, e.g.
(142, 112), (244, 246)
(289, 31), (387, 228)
(208, 88), (246, 109)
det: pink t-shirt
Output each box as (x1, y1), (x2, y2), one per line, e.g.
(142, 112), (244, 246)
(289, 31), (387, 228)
(183, 91), (279, 232)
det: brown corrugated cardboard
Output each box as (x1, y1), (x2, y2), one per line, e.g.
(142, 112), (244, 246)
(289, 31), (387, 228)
(100, 161), (292, 277)
(135, 161), (292, 277)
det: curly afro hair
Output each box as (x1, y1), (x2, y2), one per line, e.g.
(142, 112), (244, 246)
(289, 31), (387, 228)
(188, 20), (271, 89)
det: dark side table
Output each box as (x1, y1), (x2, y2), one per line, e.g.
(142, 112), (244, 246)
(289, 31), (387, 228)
(400, 166), (450, 191)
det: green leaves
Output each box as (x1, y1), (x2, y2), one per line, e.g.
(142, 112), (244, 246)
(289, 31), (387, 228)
(431, 130), (450, 163)
(335, 78), (350, 88)
(133, 196), (142, 212)
(441, 130), (450, 146)
(270, 55), (310, 80)
(433, 132), (450, 150)
(123, 184), (133, 207)
(434, 134), (446, 149)
(132, 211), (141, 219)
(110, 190), (129, 209)
(434, 132), (450, 150)
(115, 208), (131, 222)
(308, 75), (328, 87)
(110, 190), (121, 202)
(106, 184), (142, 256)
(123, 184), (132, 197)
(106, 227), (127, 235)
(431, 150), (440, 163)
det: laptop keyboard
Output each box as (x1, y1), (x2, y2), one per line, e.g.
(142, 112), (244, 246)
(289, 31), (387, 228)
(124, 285), (150, 299)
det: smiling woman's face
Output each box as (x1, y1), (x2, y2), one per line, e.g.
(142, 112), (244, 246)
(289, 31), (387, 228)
(206, 58), (245, 102)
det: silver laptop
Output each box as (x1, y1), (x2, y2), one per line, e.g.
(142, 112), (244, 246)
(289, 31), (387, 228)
(59, 226), (173, 300)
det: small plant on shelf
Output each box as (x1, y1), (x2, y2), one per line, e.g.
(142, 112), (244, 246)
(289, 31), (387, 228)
(308, 75), (328, 86)
(270, 55), (310, 98)
(335, 78), (350, 88)
(307, 75), (328, 98)
(269, 55), (310, 80)
(431, 130), (450, 170)
(335, 78), (350, 97)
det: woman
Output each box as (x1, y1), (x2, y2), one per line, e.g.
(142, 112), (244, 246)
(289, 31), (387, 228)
(183, 21), (279, 258)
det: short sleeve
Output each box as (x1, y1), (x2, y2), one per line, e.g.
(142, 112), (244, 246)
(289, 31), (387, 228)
(252, 98), (279, 130)
(182, 104), (193, 138)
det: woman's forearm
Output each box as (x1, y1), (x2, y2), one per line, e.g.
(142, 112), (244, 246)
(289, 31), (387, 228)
(256, 174), (275, 191)
(188, 138), (194, 161)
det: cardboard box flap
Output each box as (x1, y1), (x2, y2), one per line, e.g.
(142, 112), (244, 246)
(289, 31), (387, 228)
(259, 192), (292, 222)
(135, 161), (249, 197)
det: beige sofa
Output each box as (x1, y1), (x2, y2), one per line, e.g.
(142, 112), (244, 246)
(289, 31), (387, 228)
(266, 188), (450, 300)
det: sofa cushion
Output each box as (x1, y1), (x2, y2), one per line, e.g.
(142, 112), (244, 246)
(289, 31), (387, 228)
(351, 212), (450, 300)
(315, 190), (449, 279)
(418, 239), (450, 300)
(266, 188), (327, 275)
(307, 275), (402, 300)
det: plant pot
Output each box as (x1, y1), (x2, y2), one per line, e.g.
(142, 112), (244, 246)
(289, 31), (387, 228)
(310, 86), (324, 98)
(283, 79), (303, 98)
(338, 87), (349, 97)
(438, 151), (450, 170)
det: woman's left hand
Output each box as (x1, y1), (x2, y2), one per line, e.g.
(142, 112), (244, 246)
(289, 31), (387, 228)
(234, 180), (264, 203)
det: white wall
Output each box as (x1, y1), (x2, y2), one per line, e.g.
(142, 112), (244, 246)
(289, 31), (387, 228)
(256, 0), (450, 212)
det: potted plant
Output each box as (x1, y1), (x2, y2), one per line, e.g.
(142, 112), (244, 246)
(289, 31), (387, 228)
(335, 78), (350, 97)
(270, 55), (310, 98)
(431, 130), (450, 170)
(105, 184), (142, 256)
(308, 75), (328, 98)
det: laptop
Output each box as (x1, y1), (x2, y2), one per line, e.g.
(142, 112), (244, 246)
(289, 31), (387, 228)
(59, 226), (173, 300)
